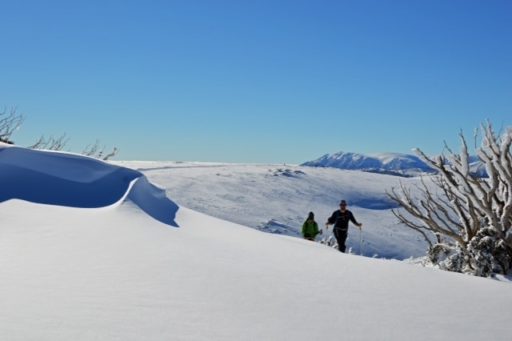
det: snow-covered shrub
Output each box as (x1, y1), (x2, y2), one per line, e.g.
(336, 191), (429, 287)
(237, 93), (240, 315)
(466, 226), (512, 276)
(424, 226), (512, 277)
(388, 123), (512, 277)
(270, 168), (306, 178)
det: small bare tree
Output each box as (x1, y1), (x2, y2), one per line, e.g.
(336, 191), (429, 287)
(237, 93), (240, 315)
(388, 123), (512, 276)
(29, 136), (118, 160)
(82, 140), (118, 161)
(1, 106), (119, 161)
(28, 134), (70, 151)
(101, 147), (118, 161)
(0, 107), (24, 144)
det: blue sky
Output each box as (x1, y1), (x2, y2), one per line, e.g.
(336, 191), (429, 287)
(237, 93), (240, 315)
(1, 0), (511, 163)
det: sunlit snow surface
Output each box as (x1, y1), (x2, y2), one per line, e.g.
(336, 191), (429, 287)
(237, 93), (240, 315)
(117, 161), (427, 259)
(1, 149), (511, 340)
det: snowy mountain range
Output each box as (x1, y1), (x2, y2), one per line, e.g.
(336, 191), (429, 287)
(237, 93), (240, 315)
(302, 151), (487, 177)
(301, 152), (434, 176)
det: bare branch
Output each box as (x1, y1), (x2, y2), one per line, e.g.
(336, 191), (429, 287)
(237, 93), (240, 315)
(102, 147), (118, 161)
(28, 134), (69, 151)
(0, 107), (24, 143)
(392, 122), (512, 276)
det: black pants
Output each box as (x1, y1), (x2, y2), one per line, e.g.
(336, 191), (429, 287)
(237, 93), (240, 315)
(333, 228), (348, 253)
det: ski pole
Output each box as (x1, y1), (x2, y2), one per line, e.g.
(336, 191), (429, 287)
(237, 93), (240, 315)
(359, 226), (363, 256)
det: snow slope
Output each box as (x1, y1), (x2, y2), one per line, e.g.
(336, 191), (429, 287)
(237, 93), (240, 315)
(117, 161), (427, 259)
(1, 147), (511, 340)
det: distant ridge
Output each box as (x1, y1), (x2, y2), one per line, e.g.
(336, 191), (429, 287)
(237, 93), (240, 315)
(302, 151), (487, 177)
(301, 152), (434, 177)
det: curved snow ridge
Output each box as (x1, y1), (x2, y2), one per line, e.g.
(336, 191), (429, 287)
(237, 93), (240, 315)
(126, 175), (179, 227)
(0, 147), (178, 227)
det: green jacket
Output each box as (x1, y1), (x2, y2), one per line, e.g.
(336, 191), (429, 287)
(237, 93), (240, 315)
(302, 219), (319, 239)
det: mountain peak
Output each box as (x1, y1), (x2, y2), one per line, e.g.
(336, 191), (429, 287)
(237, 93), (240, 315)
(301, 151), (434, 176)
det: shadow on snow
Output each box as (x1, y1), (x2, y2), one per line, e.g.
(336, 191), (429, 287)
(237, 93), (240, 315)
(0, 147), (178, 227)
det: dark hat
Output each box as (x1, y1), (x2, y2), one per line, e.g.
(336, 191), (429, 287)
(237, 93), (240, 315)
(308, 211), (314, 219)
(340, 200), (347, 206)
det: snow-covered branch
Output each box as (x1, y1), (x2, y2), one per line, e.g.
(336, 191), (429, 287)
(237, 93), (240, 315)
(388, 123), (512, 276)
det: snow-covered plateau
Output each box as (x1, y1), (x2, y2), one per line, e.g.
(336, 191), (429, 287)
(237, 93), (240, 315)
(117, 160), (427, 259)
(1, 146), (511, 341)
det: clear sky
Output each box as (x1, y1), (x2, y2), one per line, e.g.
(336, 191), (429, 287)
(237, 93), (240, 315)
(1, 0), (511, 163)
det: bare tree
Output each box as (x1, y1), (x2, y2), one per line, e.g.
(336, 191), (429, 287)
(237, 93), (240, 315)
(29, 136), (117, 160)
(388, 123), (512, 276)
(102, 147), (118, 161)
(82, 139), (101, 156)
(0, 107), (24, 144)
(82, 140), (118, 160)
(0, 106), (119, 161)
(28, 134), (70, 151)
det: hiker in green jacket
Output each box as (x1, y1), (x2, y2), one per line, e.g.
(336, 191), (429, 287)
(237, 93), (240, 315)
(302, 212), (320, 241)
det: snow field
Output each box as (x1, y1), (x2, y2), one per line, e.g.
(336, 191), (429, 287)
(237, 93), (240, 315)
(117, 161), (428, 259)
(1, 148), (511, 340)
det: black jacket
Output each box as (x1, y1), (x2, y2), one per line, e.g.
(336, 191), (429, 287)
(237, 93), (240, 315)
(327, 209), (360, 230)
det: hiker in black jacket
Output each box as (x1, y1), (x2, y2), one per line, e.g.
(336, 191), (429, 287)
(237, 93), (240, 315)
(325, 200), (362, 253)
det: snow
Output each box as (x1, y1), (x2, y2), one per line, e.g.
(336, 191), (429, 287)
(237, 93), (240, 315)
(1, 147), (512, 340)
(116, 161), (427, 259)
(0, 147), (177, 226)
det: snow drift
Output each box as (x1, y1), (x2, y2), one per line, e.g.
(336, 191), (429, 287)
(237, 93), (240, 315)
(0, 146), (178, 227)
